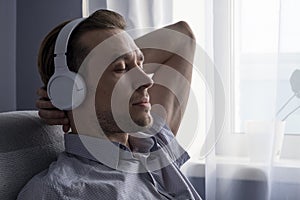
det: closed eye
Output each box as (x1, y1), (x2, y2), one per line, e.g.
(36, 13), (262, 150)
(114, 67), (127, 73)
(114, 63), (128, 73)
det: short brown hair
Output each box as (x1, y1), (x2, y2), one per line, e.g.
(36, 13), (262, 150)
(38, 9), (126, 86)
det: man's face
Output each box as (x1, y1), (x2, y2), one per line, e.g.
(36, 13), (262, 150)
(79, 28), (153, 134)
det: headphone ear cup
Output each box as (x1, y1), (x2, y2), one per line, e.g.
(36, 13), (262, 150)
(47, 71), (86, 110)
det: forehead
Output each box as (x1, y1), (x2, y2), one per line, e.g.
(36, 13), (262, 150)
(79, 28), (140, 57)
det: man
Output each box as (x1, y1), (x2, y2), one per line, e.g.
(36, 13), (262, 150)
(18, 9), (201, 199)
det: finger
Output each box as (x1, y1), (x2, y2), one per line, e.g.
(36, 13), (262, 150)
(35, 99), (56, 109)
(63, 124), (71, 132)
(42, 118), (70, 126)
(36, 87), (49, 99)
(38, 109), (66, 119)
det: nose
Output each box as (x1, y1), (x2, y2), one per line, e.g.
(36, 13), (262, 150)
(133, 67), (154, 90)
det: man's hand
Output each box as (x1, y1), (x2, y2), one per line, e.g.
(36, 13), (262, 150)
(36, 87), (70, 132)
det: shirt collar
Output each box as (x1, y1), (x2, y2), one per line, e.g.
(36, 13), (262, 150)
(64, 133), (120, 169)
(64, 133), (159, 168)
(64, 113), (168, 169)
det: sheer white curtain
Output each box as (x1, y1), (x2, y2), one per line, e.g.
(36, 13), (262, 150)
(83, 0), (173, 38)
(205, 0), (300, 199)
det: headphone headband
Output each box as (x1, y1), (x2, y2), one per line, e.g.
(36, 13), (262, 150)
(54, 18), (85, 68)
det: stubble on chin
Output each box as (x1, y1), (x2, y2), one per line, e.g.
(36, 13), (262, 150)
(96, 111), (153, 135)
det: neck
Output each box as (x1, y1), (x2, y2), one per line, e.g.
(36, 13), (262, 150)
(67, 111), (130, 148)
(69, 126), (130, 148)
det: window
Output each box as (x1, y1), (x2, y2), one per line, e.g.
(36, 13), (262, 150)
(233, 0), (300, 134)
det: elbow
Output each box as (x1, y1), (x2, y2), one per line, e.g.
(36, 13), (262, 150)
(175, 21), (196, 40)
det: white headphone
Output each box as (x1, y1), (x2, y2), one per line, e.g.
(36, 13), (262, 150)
(47, 18), (87, 110)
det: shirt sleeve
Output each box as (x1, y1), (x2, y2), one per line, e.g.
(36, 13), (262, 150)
(147, 113), (190, 168)
(154, 123), (190, 168)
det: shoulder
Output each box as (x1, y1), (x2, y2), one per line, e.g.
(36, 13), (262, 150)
(17, 152), (84, 199)
(17, 169), (63, 199)
(18, 152), (124, 199)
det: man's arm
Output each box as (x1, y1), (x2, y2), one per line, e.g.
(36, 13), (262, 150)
(135, 21), (196, 135)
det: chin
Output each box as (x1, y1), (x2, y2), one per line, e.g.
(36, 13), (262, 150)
(97, 110), (153, 134)
(133, 114), (153, 129)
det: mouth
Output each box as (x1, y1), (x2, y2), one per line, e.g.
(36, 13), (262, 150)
(132, 97), (151, 108)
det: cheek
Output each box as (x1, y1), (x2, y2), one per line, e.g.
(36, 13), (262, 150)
(94, 78), (114, 110)
(95, 86), (111, 110)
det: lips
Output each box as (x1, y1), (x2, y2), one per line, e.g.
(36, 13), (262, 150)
(132, 97), (151, 107)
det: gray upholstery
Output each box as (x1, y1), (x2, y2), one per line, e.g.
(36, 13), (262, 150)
(0, 111), (64, 200)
